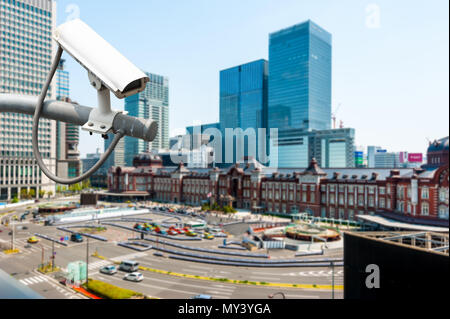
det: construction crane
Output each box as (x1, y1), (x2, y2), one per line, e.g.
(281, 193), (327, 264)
(332, 103), (342, 129)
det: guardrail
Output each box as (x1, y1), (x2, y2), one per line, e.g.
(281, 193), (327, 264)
(168, 255), (344, 268)
(140, 237), (268, 258)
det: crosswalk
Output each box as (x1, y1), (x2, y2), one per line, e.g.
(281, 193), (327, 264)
(19, 274), (49, 286)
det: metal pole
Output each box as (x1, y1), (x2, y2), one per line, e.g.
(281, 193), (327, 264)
(10, 219), (14, 251)
(331, 261), (335, 299)
(41, 244), (44, 269)
(86, 237), (89, 285)
(51, 240), (55, 271)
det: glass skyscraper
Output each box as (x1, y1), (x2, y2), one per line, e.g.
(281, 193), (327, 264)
(56, 58), (81, 179)
(268, 20), (332, 132)
(219, 59), (268, 164)
(270, 128), (355, 169)
(0, 0), (56, 200)
(124, 71), (169, 166)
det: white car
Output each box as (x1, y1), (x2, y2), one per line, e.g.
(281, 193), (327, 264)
(99, 265), (117, 275)
(123, 272), (144, 282)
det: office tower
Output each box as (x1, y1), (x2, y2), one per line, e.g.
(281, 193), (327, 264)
(0, 0), (56, 200)
(81, 149), (102, 174)
(268, 20), (332, 132)
(373, 150), (404, 168)
(103, 132), (125, 171)
(219, 59), (268, 164)
(367, 146), (382, 168)
(270, 128), (355, 168)
(124, 72), (169, 166)
(55, 59), (80, 179)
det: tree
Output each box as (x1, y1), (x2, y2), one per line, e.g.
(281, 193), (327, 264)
(39, 190), (46, 199)
(82, 179), (91, 190)
(29, 189), (36, 198)
(47, 191), (53, 198)
(11, 197), (19, 204)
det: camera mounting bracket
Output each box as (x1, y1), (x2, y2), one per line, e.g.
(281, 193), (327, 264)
(82, 71), (122, 135)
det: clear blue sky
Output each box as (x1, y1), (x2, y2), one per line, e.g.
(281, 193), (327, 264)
(55, 0), (449, 157)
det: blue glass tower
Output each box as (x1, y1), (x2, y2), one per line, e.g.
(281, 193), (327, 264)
(268, 20), (332, 132)
(219, 59), (268, 164)
(124, 72), (169, 166)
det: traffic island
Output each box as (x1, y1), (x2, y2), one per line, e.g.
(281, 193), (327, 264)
(2, 249), (20, 255)
(82, 279), (147, 299)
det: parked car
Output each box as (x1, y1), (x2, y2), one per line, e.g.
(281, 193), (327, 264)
(100, 265), (117, 275)
(186, 230), (198, 237)
(27, 236), (39, 244)
(167, 229), (177, 236)
(203, 233), (214, 240)
(190, 294), (212, 299)
(123, 272), (144, 282)
(70, 233), (83, 243)
(119, 260), (139, 272)
(133, 223), (143, 230)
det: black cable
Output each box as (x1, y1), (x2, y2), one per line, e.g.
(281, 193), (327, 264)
(32, 45), (124, 185)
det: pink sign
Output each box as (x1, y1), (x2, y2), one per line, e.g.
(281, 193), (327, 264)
(408, 153), (423, 163)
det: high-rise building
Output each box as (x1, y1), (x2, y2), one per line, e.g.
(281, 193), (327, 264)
(219, 59), (268, 164)
(124, 72), (169, 166)
(367, 146), (382, 168)
(268, 20), (332, 132)
(0, 0), (57, 200)
(55, 59), (80, 179)
(270, 128), (355, 168)
(104, 132), (125, 171)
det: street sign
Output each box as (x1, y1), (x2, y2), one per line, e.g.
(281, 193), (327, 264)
(60, 237), (64, 241)
(65, 236), (69, 241)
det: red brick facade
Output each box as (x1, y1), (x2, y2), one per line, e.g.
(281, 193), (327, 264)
(108, 157), (449, 224)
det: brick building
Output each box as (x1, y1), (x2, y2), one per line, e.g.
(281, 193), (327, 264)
(107, 147), (448, 226)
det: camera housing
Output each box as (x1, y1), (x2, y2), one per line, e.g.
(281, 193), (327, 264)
(54, 19), (149, 99)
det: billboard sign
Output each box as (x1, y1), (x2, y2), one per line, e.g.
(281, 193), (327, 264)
(408, 153), (423, 163)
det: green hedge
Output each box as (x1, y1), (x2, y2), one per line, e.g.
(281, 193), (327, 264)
(84, 279), (144, 299)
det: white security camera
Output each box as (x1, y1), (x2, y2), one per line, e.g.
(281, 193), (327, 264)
(30, 18), (157, 185)
(54, 19), (149, 99)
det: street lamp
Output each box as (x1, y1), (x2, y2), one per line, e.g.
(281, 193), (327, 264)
(268, 292), (286, 299)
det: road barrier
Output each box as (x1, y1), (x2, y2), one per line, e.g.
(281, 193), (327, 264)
(140, 238), (268, 258)
(218, 245), (247, 251)
(147, 245), (342, 265)
(168, 255), (344, 268)
(117, 241), (152, 252)
(295, 250), (324, 257)
(34, 233), (68, 246)
(56, 227), (108, 242)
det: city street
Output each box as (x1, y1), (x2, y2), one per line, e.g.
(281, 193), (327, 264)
(0, 205), (343, 299)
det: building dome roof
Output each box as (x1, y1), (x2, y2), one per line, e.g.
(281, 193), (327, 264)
(428, 137), (449, 153)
